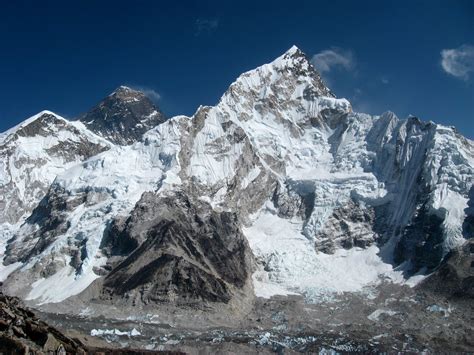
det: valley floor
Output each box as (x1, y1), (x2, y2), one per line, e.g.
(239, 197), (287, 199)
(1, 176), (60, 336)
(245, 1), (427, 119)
(35, 282), (473, 353)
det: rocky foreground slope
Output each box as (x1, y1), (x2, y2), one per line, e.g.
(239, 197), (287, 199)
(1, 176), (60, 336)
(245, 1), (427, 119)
(0, 288), (189, 354)
(0, 289), (86, 353)
(0, 45), (472, 326)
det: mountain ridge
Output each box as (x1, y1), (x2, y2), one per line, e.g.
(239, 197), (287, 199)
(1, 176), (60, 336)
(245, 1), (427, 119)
(0, 45), (472, 309)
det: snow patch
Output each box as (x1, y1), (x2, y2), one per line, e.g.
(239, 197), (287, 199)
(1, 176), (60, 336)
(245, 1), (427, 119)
(0, 262), (21, 282)
(91, 328), (141, 337)
(426, 304), (451, 317)
(26, 265), (101, 304)
(241, 166), (261, 189)
(367, 309), (398, 321)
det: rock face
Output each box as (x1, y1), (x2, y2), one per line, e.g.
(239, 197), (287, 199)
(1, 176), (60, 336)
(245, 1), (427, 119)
(420, 239), (474, 299)
(79, 86), (166, 145)
(0, 45), (473, 306)
(101, 191), (254, 305)
(0, 290), (86, 353)
(313, 200), (376, 254)
(4, 185), (86, 267)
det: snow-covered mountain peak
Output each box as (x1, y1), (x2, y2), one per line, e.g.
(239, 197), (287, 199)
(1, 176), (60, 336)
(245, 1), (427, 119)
(108, 85), (146, 101)
(270, 45), (334, 97)
(219, 46), (339, 124)
(274, 44), (309, 67)
(0, 110), (111, 230)
(28, 110), (61, 119)
(109, 85), (136, 96)
(0, 111), (67, 144)
(285, 44), (301, 54)
(14, 112), (70, 137)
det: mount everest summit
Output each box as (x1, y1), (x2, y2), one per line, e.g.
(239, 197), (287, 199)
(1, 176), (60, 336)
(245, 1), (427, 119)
(0, 46), (472, 308)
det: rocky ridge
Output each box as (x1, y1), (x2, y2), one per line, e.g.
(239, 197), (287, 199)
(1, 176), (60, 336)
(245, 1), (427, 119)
(0, 288), (86, 353)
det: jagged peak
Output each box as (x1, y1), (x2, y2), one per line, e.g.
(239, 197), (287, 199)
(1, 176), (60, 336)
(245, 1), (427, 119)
(23, 110), (65, 123)
(0, 110), (68, 143)
(286, 44), (301, 54)
(117, 85), (133, 91)
(379, 111), (399, 121)
(79, 86), (166, 145)
(35, 109), (60, 117)
(269, 45), (312, 71)
(221, 45), (334, 105)
(83, 86), (156, 116)
(17, 111), (68, 129)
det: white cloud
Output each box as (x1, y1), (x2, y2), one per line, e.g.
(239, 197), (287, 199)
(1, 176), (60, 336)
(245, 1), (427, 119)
(441, 44), (474, 80)
(311, 48), (355, 73)
(142, 88), (161, 102)
(130, 86), (161, 103)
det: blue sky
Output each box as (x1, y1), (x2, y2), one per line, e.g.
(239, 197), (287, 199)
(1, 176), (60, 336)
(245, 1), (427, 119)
(0, 0), (473, 138)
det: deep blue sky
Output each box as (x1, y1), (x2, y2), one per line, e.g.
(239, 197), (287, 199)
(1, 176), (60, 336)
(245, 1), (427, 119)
(0, 0), (473, 138)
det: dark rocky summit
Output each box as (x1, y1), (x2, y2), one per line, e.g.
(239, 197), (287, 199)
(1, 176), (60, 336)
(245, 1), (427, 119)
(79, 86), (166, 145)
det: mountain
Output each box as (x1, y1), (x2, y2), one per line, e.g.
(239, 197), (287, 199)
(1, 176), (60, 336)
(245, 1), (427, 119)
(0, 111), (110, 256)
(79, 86), (167, 145)
(0, 46), (472, 311)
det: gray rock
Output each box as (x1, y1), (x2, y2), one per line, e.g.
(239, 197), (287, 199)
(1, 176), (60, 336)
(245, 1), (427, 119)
(79, 86), (166, 145)
(419, 239), (474, 299)
(314, 199), (377, 254)
(101, 191), (255, 305)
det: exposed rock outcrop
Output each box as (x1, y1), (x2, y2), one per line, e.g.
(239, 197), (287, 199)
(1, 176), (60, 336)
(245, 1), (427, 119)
(101, 191), (254, 306)
(314, 199), (377, 254)
(0, 290), (86, 354)
(419, 239), (474, 299)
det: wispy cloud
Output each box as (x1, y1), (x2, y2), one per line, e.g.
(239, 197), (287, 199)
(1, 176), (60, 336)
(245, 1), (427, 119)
(311, 47), (355, 74)
(441, 44), (474, 80)
(142, 88), (161, 102)
(195, 18), (219, 36)
(130, 85), (161, 103)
